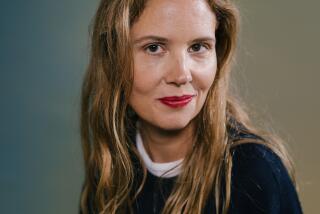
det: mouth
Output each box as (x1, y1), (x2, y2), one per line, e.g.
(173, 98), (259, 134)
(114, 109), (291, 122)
(158, 95), (195, 108)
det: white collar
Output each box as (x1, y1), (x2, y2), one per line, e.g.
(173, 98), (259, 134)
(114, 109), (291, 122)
(136, 130), (183, 178)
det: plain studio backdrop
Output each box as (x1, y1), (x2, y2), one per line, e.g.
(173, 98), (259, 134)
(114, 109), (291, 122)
(0, 0), (318, 213)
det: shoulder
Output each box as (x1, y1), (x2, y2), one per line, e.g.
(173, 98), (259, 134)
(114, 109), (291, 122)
(231, 143), (285, 190)
(231, 142), (279, 166)
(229, 143), (303, 213)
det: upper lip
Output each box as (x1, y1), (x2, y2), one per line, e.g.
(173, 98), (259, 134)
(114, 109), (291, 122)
(158, 95), (195, 101)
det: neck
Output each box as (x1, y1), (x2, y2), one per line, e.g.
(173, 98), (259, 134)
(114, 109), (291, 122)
(138, 120), (195, 163)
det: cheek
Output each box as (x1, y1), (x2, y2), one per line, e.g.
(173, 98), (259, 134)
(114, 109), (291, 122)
(131, 52), (165, 95)
(194, 58), (217, 92)
(132, 73), (154, 95)
(133, 50), (168, 94)
(129, 52), (165, 110)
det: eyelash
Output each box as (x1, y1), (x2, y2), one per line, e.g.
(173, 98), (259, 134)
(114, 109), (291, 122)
(143, 42), (212, 55)
(189, 43), (211, 53)
(144, 43), (165, 54)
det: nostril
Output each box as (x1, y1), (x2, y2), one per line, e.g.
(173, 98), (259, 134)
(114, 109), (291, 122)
(171, 75), (192, 86)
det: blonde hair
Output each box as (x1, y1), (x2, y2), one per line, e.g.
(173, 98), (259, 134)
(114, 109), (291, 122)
(79, 0), (297, 213)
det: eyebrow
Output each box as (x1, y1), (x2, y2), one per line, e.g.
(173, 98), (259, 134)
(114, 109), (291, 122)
(133, 36), (168, 44)
(133, 35), (216, 45)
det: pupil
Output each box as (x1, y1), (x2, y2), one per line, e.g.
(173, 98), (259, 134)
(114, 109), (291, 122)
(192, 44), (201, 51)
(149, 45), (158, 52)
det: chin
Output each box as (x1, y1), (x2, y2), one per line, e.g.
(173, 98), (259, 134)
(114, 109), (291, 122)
(155, 117), (193, 131)
(158, 123), (188, 131)
(137, 110), (198, 132)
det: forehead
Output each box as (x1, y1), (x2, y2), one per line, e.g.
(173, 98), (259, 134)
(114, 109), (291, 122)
(131, 0), (217, 40)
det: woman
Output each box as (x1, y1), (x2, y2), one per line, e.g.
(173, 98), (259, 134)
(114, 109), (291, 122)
(79, 0), (303, 213)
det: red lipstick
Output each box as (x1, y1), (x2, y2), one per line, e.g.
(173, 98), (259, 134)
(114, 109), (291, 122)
(158, 95), (194, 108)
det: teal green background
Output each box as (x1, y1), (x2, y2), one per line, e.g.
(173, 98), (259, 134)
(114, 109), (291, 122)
(0, 0), (99, 213)
(1, 0), (318, 213)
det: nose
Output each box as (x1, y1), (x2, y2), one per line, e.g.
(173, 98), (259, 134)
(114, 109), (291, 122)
(165, 52), (192, 86)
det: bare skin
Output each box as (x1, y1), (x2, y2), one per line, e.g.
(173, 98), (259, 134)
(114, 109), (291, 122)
(138, 119), (195, 163)
(130, 0), (218, 163)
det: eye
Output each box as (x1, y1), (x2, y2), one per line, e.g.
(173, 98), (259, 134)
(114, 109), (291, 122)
(144, 43), (165, 55)
(188, 43), (210, 53)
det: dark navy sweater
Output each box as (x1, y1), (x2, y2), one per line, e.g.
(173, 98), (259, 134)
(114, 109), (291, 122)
(132, 143), (303, 213)
(80, 122), (303, 213)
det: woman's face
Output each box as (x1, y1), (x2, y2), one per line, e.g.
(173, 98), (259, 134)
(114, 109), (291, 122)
(129, 0), (217, 130)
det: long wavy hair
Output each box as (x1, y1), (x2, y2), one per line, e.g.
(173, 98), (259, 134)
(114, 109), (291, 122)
(79, 0), (297, 213)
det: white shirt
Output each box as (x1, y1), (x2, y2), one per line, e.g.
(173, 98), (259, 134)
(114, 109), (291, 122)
(136, 130), (183, 178)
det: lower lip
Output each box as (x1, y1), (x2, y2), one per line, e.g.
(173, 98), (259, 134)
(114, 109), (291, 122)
(159, 97), (193, 108)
